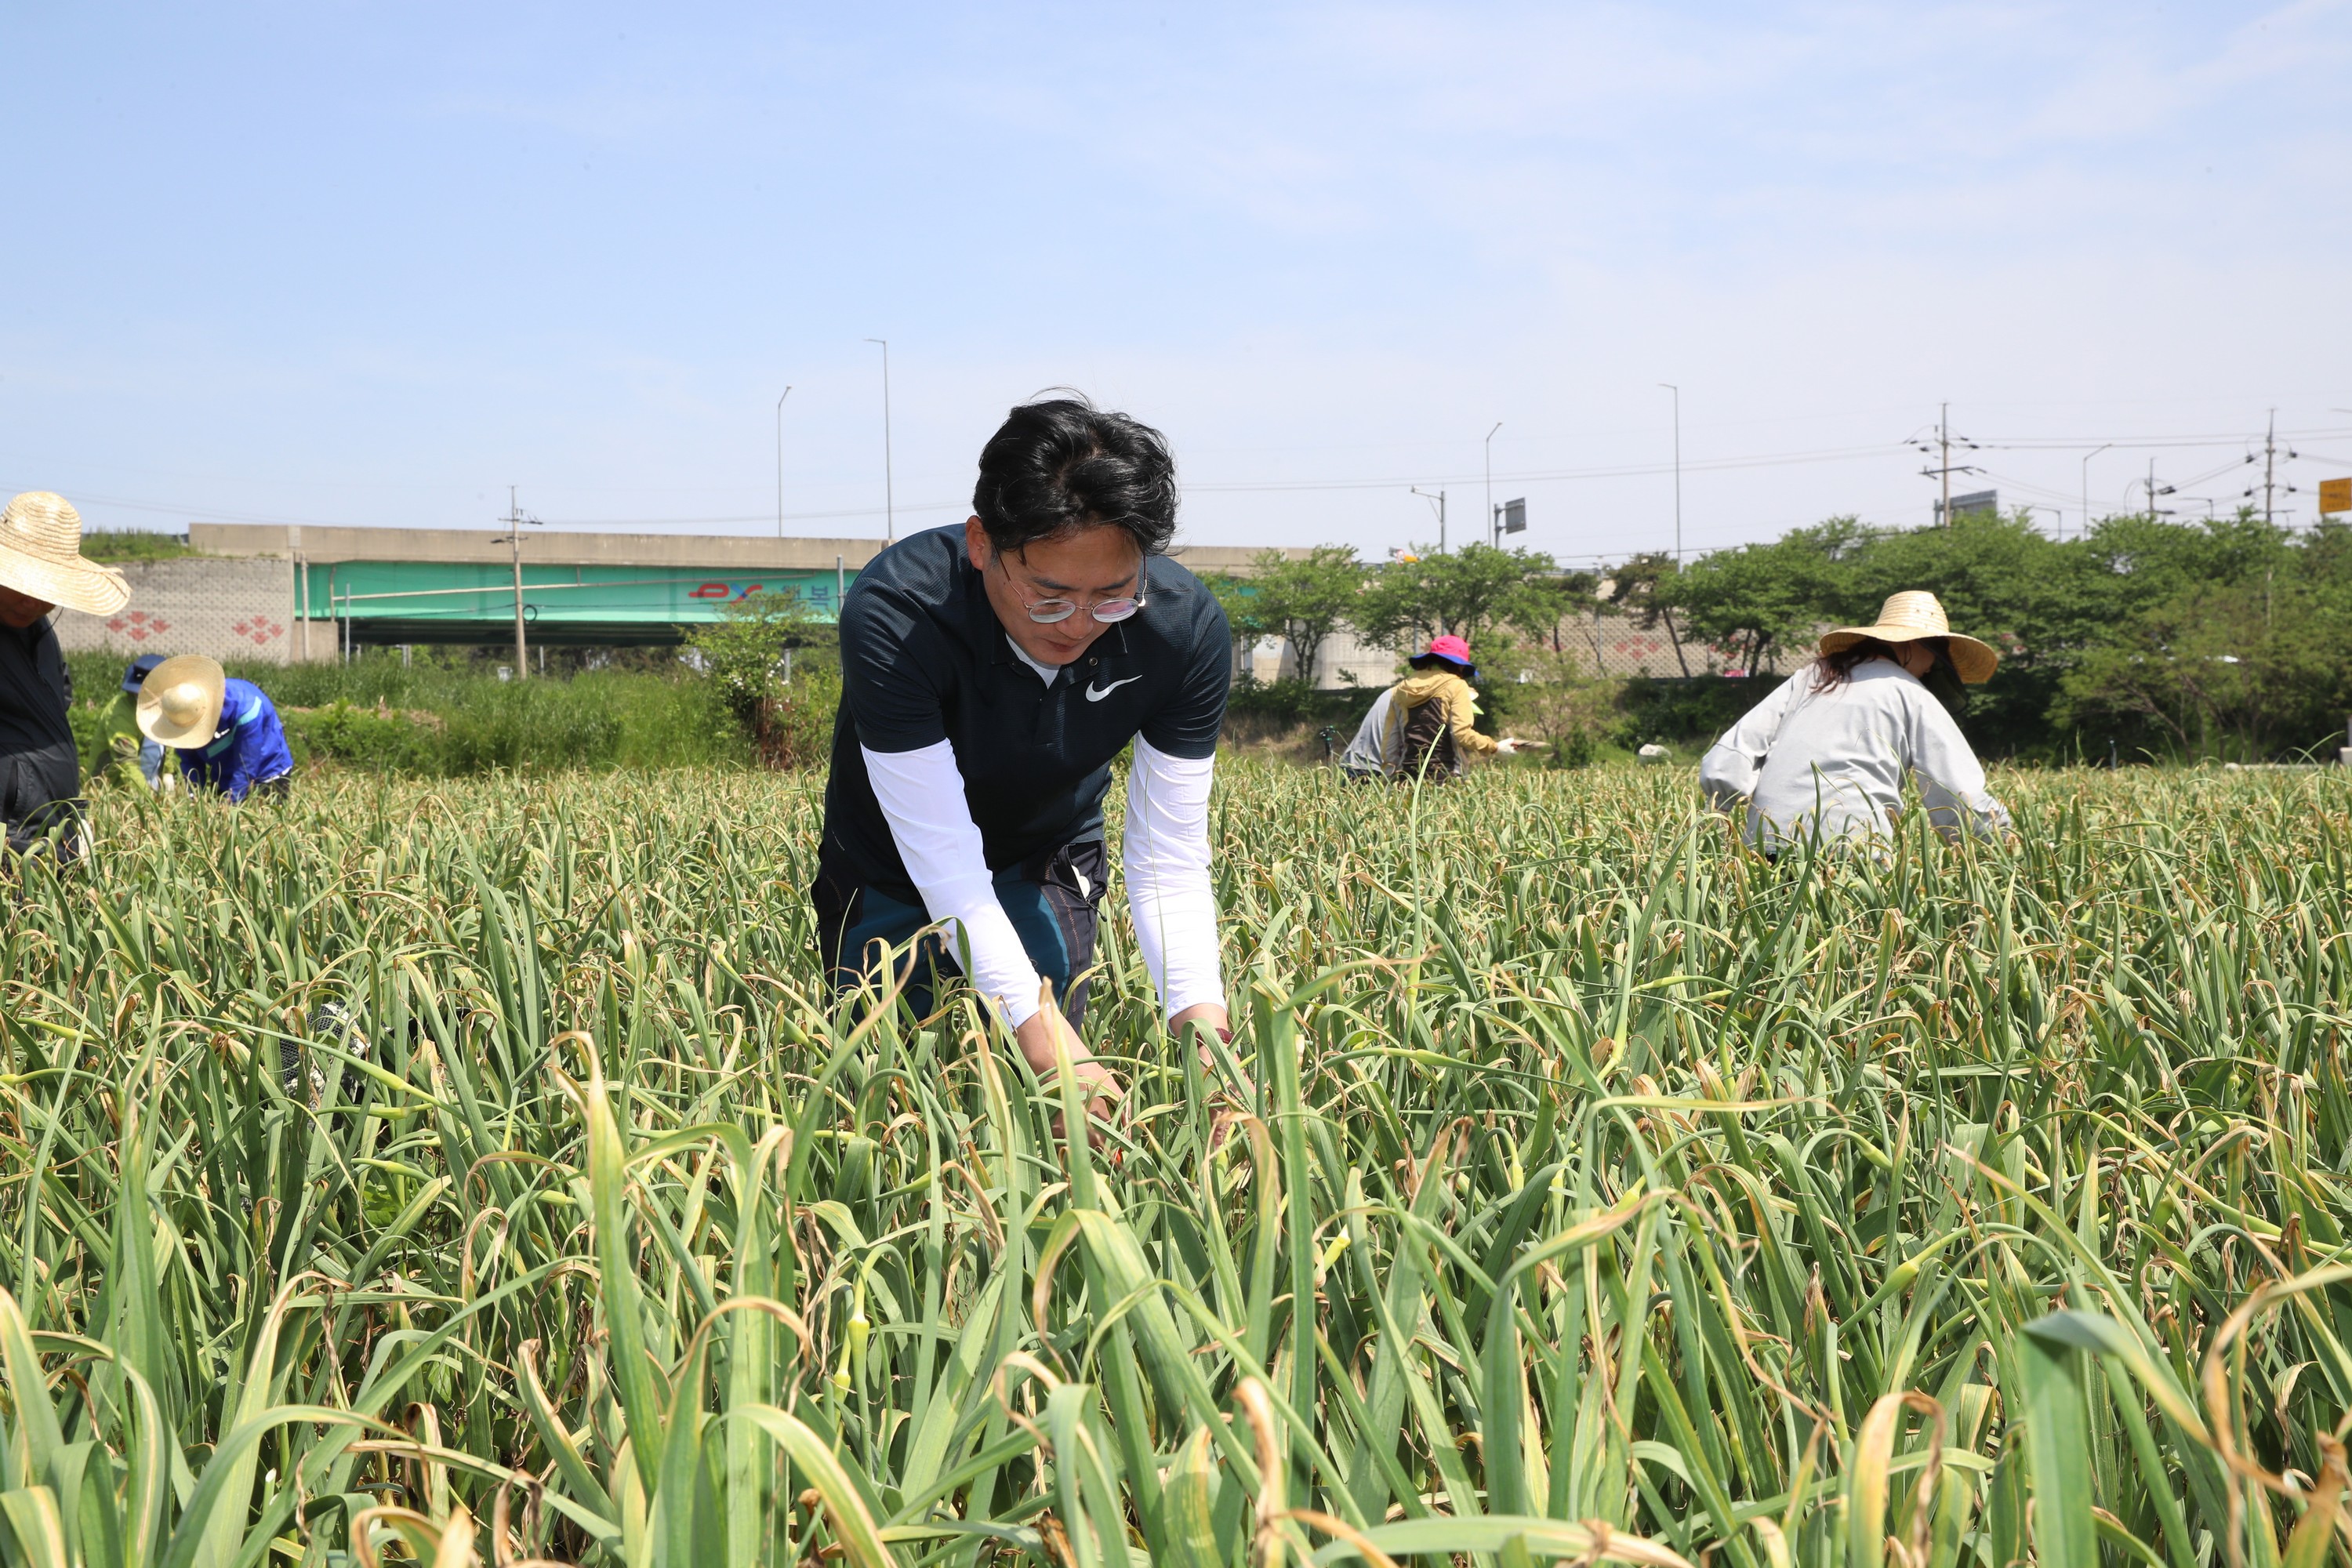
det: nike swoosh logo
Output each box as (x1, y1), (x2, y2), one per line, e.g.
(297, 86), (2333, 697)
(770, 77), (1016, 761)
(1084, 675), (1142, 702)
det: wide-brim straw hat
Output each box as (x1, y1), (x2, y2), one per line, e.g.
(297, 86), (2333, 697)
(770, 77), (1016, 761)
(1818, 590), (1998, 684)
(136, 655), (227, 747)
(0, 492), (130, 616)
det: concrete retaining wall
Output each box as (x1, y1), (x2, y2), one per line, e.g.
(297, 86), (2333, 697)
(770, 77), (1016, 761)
(51, 557), (310, 664)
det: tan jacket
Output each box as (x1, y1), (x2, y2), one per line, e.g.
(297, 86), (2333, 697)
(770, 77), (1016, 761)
(1380, 670), (1497, 775)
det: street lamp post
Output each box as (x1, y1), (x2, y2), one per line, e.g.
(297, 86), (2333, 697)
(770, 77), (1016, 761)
(1410, 487), (1447, 554)
(1483, 421), (1502, 545)
(865, 339), (895, 543)
(2081, 444), (2111, 542)
(1658, 383), (1682, 561)
(775, 387), (793, 539)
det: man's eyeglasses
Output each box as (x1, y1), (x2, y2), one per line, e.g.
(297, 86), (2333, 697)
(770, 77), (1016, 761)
(993, 554), (1145, 623)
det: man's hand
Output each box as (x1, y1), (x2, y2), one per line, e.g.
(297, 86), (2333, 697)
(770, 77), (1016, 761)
(1169, 1000), (1229, 1047)
(1172, 1001), (1250, 1149)
(1495, 736), (1544, 755)
(1014, 998), (1121, 1144)
(1011, 998), (1090, 1080)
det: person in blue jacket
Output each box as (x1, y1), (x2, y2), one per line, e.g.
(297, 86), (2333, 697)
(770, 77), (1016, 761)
(136, 655), (296, 802)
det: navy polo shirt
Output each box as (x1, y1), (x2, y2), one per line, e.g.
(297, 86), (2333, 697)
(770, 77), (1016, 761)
(821, 524), (1230, 904)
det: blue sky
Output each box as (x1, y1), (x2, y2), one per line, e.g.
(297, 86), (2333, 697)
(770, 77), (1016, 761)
(5, 2), (2350, 562)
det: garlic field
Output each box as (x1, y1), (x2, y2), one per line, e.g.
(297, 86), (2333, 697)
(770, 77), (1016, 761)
(4, 762), (2350, 1567)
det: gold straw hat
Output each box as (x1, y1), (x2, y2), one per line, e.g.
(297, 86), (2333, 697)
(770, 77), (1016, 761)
(1817, 590), (1999, 684)
(0, 492), (130, 616)
(136, 655), (227, 748)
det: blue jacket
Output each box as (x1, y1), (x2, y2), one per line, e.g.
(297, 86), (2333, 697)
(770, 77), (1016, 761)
(176, 679), (295, 801)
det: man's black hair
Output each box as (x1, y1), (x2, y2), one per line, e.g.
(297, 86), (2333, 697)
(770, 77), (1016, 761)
(972, 395), (1178, 557)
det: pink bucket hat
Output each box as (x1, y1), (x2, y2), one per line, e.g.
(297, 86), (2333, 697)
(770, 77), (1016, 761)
(1410, 634), (1478, 678)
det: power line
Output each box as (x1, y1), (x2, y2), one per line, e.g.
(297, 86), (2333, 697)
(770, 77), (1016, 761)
(33, 422), (2352, 535)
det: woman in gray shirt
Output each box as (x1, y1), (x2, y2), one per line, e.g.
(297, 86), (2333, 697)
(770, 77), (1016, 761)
(1700, 591), (2012, 853)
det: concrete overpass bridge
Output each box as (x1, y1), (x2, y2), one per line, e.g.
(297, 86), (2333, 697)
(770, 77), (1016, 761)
(57, 521), (1297, 666)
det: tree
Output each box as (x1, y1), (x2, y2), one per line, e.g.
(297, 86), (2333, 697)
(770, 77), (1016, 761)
(2053, 513), (2351, 759)
(1667, 517), (1862, 677)
(1243, 545), (1366, 682)
(1355, 543), (1557, 657)
(1201, 572), (1274, 677)
(1507, 568), (1603, 655)
(1603, 552), (1691, 677)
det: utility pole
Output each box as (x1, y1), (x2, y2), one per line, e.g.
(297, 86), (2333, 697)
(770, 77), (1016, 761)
(1912, 403), (1979, 525)
(2263, 408), (2276, 524)
(1659, 384), (1681, 561)
(290, 523), (307, 662)
(775, 387), (793, 539)
(1941, 403), (1951, 526)
(495, 487), (541, 678)
(865, 339), (895, 543)
(1410, 487), (1447, 553)
(1483, 421), (1502, 544)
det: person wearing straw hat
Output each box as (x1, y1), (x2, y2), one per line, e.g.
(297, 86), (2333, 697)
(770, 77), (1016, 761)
(0, 492), (129, 860)
(1377, 634), (1539, 782)
(136, 655), (296, 803)
(1699, 590), (2013, 853)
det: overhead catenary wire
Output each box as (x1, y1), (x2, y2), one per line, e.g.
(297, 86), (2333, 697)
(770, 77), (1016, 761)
(25, 424), (2352, 535)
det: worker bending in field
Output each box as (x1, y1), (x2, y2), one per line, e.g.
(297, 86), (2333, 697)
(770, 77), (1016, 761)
(1377, 635), (1537, 782)
(0, 492), (130, 861)
(136, 655), (296, 802)
(1699, 591), (2011, 854)
(814, 396), (1236, 1131)
(87, 655), (170, 790)
(1337, 686), (1395, 779)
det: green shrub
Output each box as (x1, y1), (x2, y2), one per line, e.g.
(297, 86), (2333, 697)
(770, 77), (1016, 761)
(1486, 650), (1624, 768)
(681, 589), (840, 767)
(1617, 673), (1780, 749)
(1225, 673), (1320, 727)
(78, 530), (198, 564)
(757, 660), (843, 768)
(64, 649), (755, 777)
(598, 669), (748, 768)
(438, 682), (625, 772)
(285, 701), (445, 774)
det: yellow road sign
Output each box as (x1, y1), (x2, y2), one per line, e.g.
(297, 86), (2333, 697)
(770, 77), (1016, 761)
(2322, 477), (2352, 515)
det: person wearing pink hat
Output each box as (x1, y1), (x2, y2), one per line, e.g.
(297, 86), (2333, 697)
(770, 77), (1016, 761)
(1376, 634), (1537, 782)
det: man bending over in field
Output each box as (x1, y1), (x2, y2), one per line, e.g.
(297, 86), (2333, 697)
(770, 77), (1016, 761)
(812, 395), (1236, 1132)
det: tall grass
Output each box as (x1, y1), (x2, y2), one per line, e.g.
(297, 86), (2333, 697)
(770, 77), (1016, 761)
(3, 761), (2351, 1564)
(65, 651), (752, 773)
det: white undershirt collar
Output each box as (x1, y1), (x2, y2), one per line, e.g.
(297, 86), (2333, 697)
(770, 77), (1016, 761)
(1006, 634), (1066, 685)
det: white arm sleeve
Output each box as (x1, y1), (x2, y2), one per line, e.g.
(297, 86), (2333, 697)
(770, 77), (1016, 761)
(1699, 675), (1802, 810)
(861, 741), (1046, 1028)
(1123, 737), (1225, 1019)
(1907, 699), (2013, 837)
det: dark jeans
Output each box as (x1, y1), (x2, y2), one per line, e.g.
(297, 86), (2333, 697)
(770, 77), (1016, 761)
(2, 744), (84, 863)
(812, 840), (1109, 1026)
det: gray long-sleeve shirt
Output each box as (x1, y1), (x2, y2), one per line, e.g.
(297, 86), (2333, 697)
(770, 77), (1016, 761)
(1340, 688), (1394, 776)
(1698, 659), (2011, 851)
